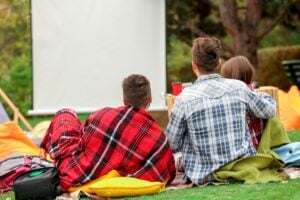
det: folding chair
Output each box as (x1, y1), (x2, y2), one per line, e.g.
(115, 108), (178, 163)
(0, 88), (33, 131)
(0, 101), (10, 124)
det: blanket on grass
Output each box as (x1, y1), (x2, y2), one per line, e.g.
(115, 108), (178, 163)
(212, 117), (290, 184)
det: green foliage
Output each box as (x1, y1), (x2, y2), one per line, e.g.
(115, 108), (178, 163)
(167, 36), (300, 92)
(167, 36), (191, 70)
(167, 0), (300, 51)
(259, 25), (300, 48)
(262, 0), (288, 17)
(1, 48), (32, 113)
(166, 36), (195, 93)
(0, 0), (32, 115)
(257, 45), (300, 91)
(166, 0), (226, 45)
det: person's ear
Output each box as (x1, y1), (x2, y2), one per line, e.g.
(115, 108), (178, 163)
(148, 96), (152, 104)
(192, 61), (200, 77)
(144, 97), (152, 110)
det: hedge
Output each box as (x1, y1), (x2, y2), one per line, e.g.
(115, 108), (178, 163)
(257, 45), (300, 91)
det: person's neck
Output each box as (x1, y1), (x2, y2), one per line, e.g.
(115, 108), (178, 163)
(125, 104), (148, 111)
(196, 70), (214, 78)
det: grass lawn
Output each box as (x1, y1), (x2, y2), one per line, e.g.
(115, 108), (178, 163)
(126, 179), (300, 200)
(1, 179), (300, 200)
(1, 116), (300, 200)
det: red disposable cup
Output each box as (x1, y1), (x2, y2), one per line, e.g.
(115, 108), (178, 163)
(172, 82), (183, 96)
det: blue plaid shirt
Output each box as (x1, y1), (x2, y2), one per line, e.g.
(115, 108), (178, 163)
(165, 74), (276, 184)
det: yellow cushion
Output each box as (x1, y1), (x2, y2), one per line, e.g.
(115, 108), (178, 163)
(88, 177), (165, 197)
(68, 170), (121, 193)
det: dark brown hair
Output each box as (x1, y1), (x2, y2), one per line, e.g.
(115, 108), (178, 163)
(221, 55), (255, 84)
(192, 37), (222, 72)
(122, 74), (151, 108)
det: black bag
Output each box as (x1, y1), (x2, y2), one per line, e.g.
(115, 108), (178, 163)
(13, 167), (61, 200)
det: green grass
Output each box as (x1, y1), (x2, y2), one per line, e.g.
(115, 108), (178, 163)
(127, 179), (300, 200)
(287, 130), (300, 143)
(1, 179), (300, 200)
(0, 192), (14, 200)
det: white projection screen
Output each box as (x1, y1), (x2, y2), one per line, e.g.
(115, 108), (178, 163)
(29, 0), (166, 115)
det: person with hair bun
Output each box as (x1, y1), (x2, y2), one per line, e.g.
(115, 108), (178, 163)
(221, 55), (265, 149)
(165, 37), (276, 185)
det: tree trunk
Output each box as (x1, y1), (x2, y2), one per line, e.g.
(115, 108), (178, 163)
(219, 0), (262, 68)
(233, 30), (259, 68)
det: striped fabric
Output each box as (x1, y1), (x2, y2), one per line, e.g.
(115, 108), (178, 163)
(165, 73), (276, 185)
(41, 107), (175, 191)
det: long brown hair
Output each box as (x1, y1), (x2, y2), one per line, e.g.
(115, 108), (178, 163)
(221, 55), (255, 84)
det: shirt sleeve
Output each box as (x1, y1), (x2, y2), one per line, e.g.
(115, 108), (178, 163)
(165, 97), (187, 153)
(246, 90), (276, 119)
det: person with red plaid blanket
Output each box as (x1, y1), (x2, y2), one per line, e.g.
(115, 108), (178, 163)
(221, 55), (266, 149)
(41, 74), (176, 191)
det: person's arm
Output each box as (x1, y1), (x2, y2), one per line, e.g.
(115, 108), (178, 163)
(246, 90), (276, 119)
(165, 98), (187, 153)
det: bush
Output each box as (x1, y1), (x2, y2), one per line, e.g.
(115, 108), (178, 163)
(167, 35), (300, 93)
(257, 45), (300, 91)
(167, 36), (195, 93)
(0, 0), (31, 115)
(1, 51), (32, 114)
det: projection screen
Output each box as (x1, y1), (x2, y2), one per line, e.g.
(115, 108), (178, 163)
(29, 0), (166, 115)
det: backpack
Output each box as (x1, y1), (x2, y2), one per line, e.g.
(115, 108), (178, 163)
(13, 167), (61, 200)
(0, 154), (54, 192)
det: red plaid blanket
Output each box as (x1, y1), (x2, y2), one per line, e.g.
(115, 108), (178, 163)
(247, 84), (265, 149)
(41, 107), (175, 191)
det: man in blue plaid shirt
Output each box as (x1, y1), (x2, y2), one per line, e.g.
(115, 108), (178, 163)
(165, 37), (276, 185)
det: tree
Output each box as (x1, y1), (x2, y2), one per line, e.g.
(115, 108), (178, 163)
(167, 0), (300, 68)
(0, 0), (32, 114)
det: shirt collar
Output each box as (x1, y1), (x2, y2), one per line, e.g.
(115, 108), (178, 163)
(194, 73), (222, 84)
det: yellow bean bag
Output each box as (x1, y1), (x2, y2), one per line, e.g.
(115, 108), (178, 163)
(69, 170), (165, 197)
(0, 122), (41, 159)
(278, 86), (300, 131)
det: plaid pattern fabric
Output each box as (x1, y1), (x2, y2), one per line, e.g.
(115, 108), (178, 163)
(246, 84), (265, 149)
(41, 106), (175, 191)
(247, 114), (265, 149)
(165, 74), (276, 185)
